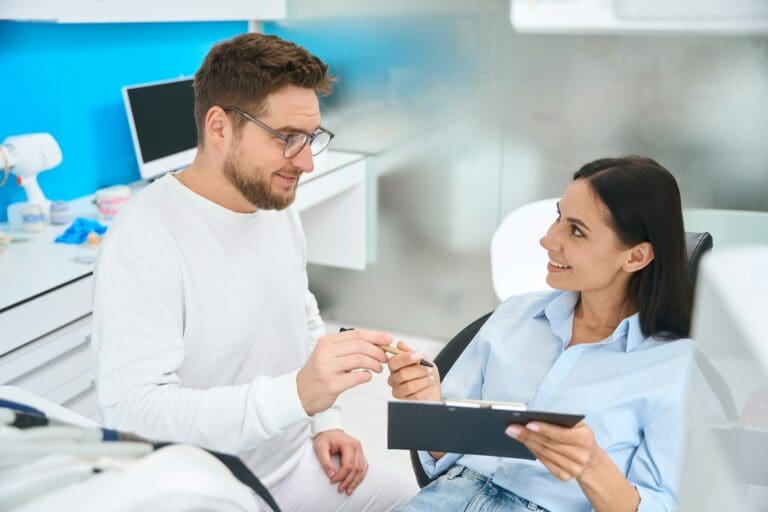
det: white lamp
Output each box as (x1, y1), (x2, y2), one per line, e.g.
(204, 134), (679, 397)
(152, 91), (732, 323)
(0, 132), (63, 212)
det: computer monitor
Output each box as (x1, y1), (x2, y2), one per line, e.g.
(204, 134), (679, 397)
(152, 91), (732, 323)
(678, 246), (768, 511)
(122, 77), (198, 181)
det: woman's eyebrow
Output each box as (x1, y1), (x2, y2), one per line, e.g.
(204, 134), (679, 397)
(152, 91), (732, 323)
(557, 202), (591, 231)
(566, 217), (591, 232)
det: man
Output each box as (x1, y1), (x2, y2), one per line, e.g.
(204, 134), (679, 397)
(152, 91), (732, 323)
(91, 33), (416, 510)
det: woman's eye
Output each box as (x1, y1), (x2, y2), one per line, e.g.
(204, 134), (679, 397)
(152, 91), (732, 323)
(571, 225), (584, 237)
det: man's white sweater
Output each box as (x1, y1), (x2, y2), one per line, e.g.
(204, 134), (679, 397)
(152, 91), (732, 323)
(91, 173), (342, 486)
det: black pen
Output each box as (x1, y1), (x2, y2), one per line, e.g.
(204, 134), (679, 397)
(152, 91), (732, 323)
(339, 327), (434, 367)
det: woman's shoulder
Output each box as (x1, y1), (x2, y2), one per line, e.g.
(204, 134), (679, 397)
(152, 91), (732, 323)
(635, 335), (699, 390)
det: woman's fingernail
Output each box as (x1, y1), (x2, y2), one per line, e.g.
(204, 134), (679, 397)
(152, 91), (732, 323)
(526, 422), (541, 432)
(410, 352), (423, 362)
(506, 425), (522, 438)
(429, 373), (435, 381)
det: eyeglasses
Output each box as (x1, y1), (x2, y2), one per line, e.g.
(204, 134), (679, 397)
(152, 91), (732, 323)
(225, 106), (334, 159)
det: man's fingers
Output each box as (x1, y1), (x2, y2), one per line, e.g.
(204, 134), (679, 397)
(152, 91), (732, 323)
(334, 339), (389, 363)
(338, 467), (357, 494)
(336, 328), (393, 346)
(332, 354), (385, 374)
(346, 461), (367, 494)
(313, 443), (337, 479)
(332, 444), (355, 487)
(335, 371), (373, 394)
(340, 451), (366, 495)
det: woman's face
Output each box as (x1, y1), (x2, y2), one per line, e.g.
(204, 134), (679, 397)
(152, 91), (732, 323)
(540, 179), (638, 294)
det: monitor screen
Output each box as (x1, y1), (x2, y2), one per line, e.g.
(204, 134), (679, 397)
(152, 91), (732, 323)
(123, 77), (198, 180)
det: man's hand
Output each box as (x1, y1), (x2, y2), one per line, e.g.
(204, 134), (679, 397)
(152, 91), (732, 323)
(387, 341), (441, 401)
(313, 429), (368, 496)
(505, 421), (601, 482)
(297, 329), (392, 416)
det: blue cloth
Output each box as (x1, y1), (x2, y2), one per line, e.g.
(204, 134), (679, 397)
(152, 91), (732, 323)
(418, 290), (699, 512)
(54, 217), (107, 244)
(398, 466), (548, 512)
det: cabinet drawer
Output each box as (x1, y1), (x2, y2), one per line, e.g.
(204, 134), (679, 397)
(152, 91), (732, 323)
(0, 275), (94, 356)
(0, 316), (93, 405)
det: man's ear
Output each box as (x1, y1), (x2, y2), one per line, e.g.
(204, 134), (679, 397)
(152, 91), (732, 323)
(624, 241), (655, 273)
(204, 106), (230, 152)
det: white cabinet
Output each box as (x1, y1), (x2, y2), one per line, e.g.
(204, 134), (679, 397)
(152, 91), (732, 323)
(0, 316), (97, 418)
(0, 0), (286, 23)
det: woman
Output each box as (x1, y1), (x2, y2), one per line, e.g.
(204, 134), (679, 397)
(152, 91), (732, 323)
(388, 157), (698, 512)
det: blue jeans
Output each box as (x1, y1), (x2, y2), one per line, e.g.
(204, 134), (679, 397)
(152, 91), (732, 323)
(396, 466), (549, 512)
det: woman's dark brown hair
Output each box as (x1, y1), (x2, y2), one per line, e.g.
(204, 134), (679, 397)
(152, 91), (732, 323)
(574, 156), (691, 339)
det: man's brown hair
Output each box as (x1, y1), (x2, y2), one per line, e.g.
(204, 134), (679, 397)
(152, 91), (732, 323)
(193, 33), (334, 144)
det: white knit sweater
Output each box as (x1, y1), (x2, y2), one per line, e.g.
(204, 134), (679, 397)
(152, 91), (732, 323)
(91, 173), (341, 487)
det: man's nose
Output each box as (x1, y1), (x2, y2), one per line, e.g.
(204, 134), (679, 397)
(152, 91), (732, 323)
(290, 144), (314, 173)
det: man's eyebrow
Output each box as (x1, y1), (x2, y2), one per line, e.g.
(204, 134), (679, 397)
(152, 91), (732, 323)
(274, 124), (321, 134)
(556, 202), (591, 232)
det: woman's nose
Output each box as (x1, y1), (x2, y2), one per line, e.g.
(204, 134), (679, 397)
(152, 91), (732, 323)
(540, 223), (560, 252)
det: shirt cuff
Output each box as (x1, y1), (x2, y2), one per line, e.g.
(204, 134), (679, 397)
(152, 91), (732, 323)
(311, 406), (344, 436)
(632, 483), (672, 512)
(252, 370), (310, 435)
(417, 450), (461, 478)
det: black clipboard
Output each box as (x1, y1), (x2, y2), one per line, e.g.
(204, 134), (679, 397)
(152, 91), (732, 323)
(387, 400), (584, 459)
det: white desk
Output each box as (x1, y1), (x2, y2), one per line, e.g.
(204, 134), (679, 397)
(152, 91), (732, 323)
(0, 150), (367, 418)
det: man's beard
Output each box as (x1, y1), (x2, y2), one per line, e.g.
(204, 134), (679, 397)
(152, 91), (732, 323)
(223, 153), (299, 211)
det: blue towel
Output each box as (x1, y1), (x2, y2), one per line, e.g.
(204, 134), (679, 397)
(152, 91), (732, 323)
(54, 217), (108, 244)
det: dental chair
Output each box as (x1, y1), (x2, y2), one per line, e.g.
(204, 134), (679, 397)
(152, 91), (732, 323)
(409, 198), (716, 488)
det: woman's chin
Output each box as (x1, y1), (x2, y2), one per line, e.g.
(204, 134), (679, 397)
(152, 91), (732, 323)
(546, 274), (576, 291)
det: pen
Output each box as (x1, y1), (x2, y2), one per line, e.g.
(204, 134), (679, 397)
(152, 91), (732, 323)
(339, 327), (434, 368)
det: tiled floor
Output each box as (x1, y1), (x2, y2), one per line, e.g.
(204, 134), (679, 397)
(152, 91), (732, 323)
(323, 320), (447, 484)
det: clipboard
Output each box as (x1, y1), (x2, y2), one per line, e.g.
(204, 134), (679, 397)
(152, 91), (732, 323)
(387, 400), (584, 459)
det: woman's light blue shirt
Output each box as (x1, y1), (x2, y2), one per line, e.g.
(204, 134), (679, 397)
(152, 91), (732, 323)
(419, 290), (698, 512)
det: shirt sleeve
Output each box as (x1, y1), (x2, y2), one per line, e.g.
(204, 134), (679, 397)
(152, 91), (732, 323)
(418, 450), (463, 478)
(414, 320), (491, 478)
(303, 289), (344, 436)
(91, 215), (309, 455)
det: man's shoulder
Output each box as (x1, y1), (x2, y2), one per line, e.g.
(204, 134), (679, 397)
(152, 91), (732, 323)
(104, 177), (179, 243)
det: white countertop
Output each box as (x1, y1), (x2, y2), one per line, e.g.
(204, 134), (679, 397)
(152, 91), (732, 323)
(0, 150), (364, 311)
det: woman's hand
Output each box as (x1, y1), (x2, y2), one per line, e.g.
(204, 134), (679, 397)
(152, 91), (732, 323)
(387, 341), (441, 401)
(505, 421), (600, 482)
(505, 421), (640, 512)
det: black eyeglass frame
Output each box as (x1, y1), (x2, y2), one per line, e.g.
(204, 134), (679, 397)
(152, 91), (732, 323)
(224, 106), (334, 159)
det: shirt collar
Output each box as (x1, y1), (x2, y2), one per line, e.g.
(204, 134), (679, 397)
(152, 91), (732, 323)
(533, 291), (645, 352)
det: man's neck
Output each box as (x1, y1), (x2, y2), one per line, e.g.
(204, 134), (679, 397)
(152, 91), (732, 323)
(176, 155), (256, 213)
